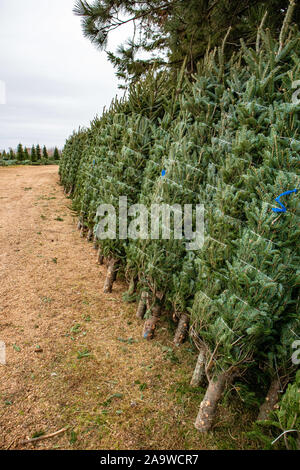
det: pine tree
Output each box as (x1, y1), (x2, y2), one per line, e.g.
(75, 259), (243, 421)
(16, 143), (24, 162)
(61, 72), (173, 293)
(250, 370), (300, 449)
(53, 147), (60, 160)
(73, 0), (299, 84)
(43, 145), (48, 159)
(191, 7), (299, 431)
(9, 148), (15, 160)
(24, 147), (29, 160)
(36, 144), (42, 161)
(31, 146), (37, 162)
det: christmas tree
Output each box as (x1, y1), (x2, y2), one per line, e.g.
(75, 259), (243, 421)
(30, 146), (37, 162)
(24, 147), (30, 161)
(16, 143), (24, 162)
(43, 145), (48, 159)
(53, 147), (60, 160)
(9, 148), (16, 160)
(36, 144), (42, 161)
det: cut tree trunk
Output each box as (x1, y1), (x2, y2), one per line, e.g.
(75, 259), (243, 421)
(93, 236), (98, 250)
(103, 258), (119, 293)
(87, 229), (93, 242)
(190, 349), (206, 387)
(257, 378), (281, 421)
(136, 292), (148, 320)
(143, 305), (161, 340)
(194, 371), (229, 432)
(80, 227), (87, 238)
(174, 313), (189, 346)
(97, 248), (104, 265)
(67, 185), (74, 197)
(146, 294), (152, 311)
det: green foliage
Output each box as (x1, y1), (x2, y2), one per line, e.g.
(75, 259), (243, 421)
(0, 150), (8, 160)
(24, 147), (29, 160)
(43, 145), (48, 159)
(249, 371), (300, 449)
(17, 143), (24, 161)
(73, 0), (299, 85)
(30, 146), (37, 163)
(53, 147), (60, 160)
(9, 148), (16, 160)
(60, 14), (300, 440)
(36, 144), (42, 160)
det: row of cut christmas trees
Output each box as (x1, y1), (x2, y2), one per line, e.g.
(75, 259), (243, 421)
(59, 4), (299, 449)
(0, 143), (61, 166)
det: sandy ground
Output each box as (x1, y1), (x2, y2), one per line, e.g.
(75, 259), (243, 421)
(0, 166), (200, 450)
(0, 166), (254, 450)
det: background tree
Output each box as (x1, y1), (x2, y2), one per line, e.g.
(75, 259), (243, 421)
(0, 145), (60, 166)
(30, 145), (37, 162)
(36, 144), (42, 161)
(24, 147), (29, 160)
(73, 0), (299, 85)
(16, 143), (24, 162)
(9, 148), (16, 160)
(53, 147), (60, 160)
(43, 145), (48, 159)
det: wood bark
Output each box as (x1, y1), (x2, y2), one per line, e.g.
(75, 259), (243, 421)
(80, 227), (86, 238)
(66, 185), (74, 197)
(87, 229), (93, 242)
(190, 349), (206, 387)
(174, 313), (189, 346)
(194, 371), (229, 432)
(257, 378), (281, 421)
(19, 428), (67, 445)
(93, 236), (98, 250)
(143, 305), (161, 340)
(136, 291), (148, 319)
(97, 248), (104, 265)
(103, 258), (119, 293)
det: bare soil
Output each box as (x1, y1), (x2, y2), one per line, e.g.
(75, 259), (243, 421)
(0, 166), (255, 450)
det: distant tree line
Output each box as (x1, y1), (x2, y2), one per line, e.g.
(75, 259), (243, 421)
(0, 144), (61, 165)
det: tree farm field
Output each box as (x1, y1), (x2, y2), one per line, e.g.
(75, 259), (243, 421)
(0, 166), (257, 450)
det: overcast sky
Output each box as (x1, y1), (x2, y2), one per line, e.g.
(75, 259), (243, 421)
(0, 0), (133, 150)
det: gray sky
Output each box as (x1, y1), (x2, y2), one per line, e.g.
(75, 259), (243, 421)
(0, 0), (132, 150)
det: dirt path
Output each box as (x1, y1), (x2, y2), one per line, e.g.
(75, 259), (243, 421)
(0, 166), (252, 450)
